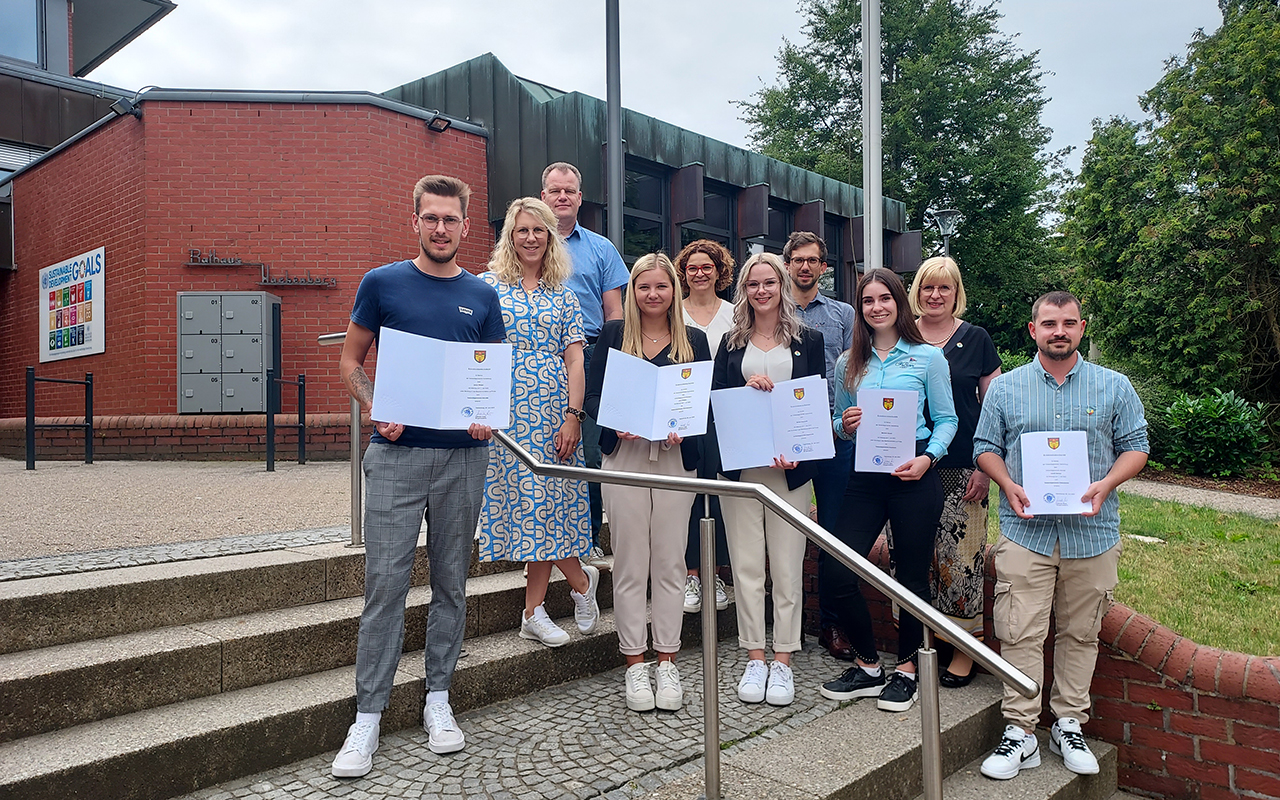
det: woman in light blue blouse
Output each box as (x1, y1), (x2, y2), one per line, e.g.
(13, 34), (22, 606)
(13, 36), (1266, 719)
(817, 268), (957, 714)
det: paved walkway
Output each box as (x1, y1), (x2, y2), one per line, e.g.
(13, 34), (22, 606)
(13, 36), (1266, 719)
(1122, 478), (1280, 519)
(3, 458), (1277, 581)
(174, 644), (851, 800)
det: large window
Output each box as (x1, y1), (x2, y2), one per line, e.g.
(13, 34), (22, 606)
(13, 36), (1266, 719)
(747, 198), (794, 256)
(679, 181), (734, 250)
(822, 214), (844, 298)
(0, 0), (42, 66)
(601, 160), (670, 263)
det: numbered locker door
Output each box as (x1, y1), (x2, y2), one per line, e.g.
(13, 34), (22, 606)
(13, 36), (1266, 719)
(179, 295), (223, 335)
(179, 374), (223, 413)
(221, 372), (265, 413)
(221, 294), (264, 335)
(179, 334), (222, 373)
(221, 334), (264, 374)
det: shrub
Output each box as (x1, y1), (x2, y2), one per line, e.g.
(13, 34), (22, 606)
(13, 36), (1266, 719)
(1162, 390), (1268, 477)
(998, 348), (1033, 374)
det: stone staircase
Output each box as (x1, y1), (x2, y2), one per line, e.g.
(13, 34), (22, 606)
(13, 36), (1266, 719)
(0, 533), (1125, 800)
(0, 534), (735, 800)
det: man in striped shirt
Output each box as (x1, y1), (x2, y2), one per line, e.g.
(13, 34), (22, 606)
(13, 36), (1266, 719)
(973, 290), (1148, 781)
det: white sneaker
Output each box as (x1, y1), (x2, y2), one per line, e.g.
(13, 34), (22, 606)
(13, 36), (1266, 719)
(582, 545), (610, 571)
(683, 575), (702, 613)
(572, 564), (601, 634)
(1051, 717), (1099, 775)
(765, 661), (795, 706)
(423, 702), (465, 754)
(655, 661), (683, 710)
(331, 720), (378, 777)
(980, 724), (1041, 780)
(625, 662), (656, 711)
(738, 658), (767, 703)
(714, 576), (730, 610)
(519, 605), (570, 647)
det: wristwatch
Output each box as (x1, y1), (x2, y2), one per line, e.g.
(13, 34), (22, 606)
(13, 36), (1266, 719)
(566, 406), (586, 422)
(928, 453), (941, 469)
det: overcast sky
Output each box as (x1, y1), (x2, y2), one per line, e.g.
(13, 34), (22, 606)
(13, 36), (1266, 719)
(88, 0), (1223, 174)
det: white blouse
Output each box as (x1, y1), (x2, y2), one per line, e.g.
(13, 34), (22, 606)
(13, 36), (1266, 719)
(683, 299), (734, 358)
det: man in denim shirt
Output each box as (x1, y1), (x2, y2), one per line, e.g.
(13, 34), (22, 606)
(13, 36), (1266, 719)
(784, 231), (856, 660)
(973, 291), (1148, 781)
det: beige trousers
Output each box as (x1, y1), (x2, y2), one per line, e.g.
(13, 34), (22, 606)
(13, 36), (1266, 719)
(602, 439), (696, 656)
(719, 468), (811, 653)
(992, 535), (1120, 729)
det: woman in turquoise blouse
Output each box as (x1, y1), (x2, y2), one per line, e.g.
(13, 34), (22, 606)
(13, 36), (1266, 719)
(817, 268), (957, 714)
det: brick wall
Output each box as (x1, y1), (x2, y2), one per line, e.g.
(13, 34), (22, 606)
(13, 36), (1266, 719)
(0, 413), (370, 461)
(821, 539), (1280, 800)
(0, 100), (491, 424)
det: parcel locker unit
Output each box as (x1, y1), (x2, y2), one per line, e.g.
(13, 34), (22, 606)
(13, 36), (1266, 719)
(177, 292), (281, 413)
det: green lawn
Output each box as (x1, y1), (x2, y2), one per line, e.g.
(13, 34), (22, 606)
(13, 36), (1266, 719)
(986, 487), (1280, 656)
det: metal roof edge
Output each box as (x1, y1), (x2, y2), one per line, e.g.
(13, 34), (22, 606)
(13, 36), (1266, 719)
(0, 60), (131, 98)
(0, 89), (489, 188)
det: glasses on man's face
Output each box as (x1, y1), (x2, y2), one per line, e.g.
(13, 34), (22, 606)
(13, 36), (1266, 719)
(418, 214), (463, 232)
(788, 257), (823, 268)
(685, 264), (716, 275)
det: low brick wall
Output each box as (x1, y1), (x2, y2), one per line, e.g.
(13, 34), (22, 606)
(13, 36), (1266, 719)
(0, 414), (366, 461)
(804, 537), (1280, 800)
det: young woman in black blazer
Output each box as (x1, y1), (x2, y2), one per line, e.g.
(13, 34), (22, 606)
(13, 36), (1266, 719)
(584, 252), (712, 714)
(711, 252), (825, 708)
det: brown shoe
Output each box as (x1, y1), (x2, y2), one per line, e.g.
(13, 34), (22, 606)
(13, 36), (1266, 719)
(819, 625), (855, 661)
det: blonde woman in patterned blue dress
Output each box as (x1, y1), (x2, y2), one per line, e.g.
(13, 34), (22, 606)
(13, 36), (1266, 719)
(479, 197), (599, 647)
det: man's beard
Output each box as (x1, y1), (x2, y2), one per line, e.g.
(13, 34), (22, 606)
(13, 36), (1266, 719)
(792, 275), (817, 292)
(1038, 339), (1079, 361)
(422, 240), (460, 264)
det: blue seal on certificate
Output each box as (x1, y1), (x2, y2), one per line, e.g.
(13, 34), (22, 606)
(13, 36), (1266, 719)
(668, 418), (678, 429)
(792, 444), (803, 455)
(1043, 493), (1054, 503)
(462, 407), (475, 418)
(872, 455), (884, 466)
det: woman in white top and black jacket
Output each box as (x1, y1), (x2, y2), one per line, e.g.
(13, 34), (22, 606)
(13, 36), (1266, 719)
(710, 252), (826, 708)
(584, 252), (712, 715)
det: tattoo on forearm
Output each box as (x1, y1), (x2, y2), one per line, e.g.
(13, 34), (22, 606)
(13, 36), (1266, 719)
(347, 366), (374, 407)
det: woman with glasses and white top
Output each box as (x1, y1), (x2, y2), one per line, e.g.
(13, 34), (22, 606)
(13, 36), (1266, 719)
(711, 252), (825, 708)
(584, 252), (712, 713)
(675, 239), (736, 615)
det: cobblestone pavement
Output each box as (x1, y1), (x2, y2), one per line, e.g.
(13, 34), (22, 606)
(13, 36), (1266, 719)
(176, 644), (853, 800)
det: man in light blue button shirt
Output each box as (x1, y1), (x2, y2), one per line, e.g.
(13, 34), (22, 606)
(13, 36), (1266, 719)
(973, 291), (1148, 781)
(542, 162), (630, 564)
(784, 231), (857, 660)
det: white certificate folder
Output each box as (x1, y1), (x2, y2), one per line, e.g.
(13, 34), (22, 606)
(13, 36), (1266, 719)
(1020, 430), (1092, 515)
(710, 375), (835, 471)
(596, 348), (713, 440)
(369, 328), (513, 430)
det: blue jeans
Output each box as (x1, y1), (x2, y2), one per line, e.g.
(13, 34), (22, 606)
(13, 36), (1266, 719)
(581, 342), (603, 541)
(811, 436), (853, 627)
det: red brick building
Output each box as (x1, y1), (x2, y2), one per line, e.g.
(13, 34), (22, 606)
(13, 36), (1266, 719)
(0, 91), (489, 457)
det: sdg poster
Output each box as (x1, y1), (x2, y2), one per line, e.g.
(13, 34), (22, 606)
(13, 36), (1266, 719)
(39, 247), (105, 363)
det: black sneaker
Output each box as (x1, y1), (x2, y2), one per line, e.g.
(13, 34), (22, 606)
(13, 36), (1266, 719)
(820, 666), (886, 701)
(877, 671), (918, 712)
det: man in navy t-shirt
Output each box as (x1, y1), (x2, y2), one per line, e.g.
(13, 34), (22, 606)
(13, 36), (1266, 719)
(332, 175), (504, 779)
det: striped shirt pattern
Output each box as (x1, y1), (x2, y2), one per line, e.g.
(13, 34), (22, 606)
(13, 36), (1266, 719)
(973, 355), (1149, 558)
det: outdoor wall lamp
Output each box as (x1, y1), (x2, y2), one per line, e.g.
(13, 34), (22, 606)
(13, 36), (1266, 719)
(426, 115), (451, 133)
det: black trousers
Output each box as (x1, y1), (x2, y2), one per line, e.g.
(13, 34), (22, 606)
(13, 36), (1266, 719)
(823, 442), (944, 665)
(685, 493), (731, 571)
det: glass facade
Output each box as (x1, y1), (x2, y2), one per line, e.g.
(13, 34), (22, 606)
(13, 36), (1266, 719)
(0, 0), (41, 66)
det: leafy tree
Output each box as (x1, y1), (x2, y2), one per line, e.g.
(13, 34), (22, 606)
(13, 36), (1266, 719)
(739, 0), (1064, 351)
(1063, 0), (1280, 402)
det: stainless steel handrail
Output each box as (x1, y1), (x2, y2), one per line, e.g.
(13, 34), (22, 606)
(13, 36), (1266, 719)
(491, 427), (1038, 800)
(318, 331), (362, 547)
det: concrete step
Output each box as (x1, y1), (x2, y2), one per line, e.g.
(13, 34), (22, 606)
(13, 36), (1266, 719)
(0, 566), (612, 743)
(0, 603), (738, 800)
(0, 536), (520, 654)
(917, 730), (1117, 800)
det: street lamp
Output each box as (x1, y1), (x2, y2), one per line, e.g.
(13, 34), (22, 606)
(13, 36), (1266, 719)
(926, 208), (962, 257)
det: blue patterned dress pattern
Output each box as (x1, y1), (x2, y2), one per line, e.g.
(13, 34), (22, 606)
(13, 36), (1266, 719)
(478, 272), (592, 562)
